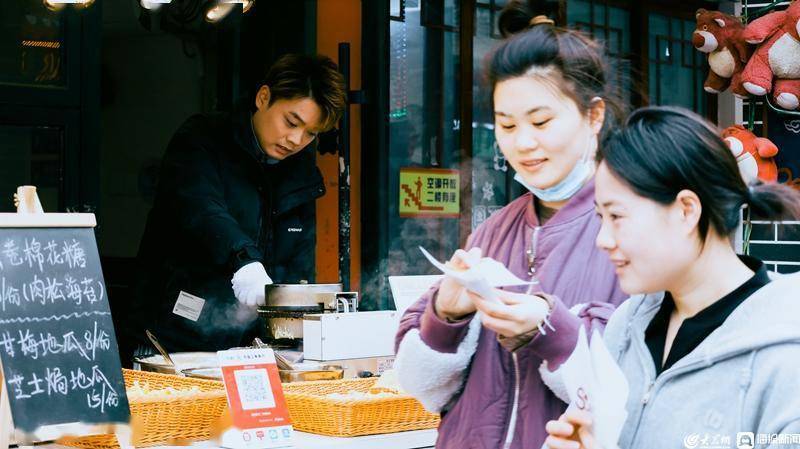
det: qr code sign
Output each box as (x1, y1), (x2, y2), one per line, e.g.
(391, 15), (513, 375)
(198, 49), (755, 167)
(233, 368), (276, 410)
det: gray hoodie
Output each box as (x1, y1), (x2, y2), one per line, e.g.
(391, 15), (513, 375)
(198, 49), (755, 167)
(544, 271), (800, 449)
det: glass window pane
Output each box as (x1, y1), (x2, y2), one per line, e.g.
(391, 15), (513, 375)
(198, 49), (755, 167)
(0, 125), (63, 212)
(0, 2), (67, 88)
(568, 0), (592, 29)
(471, 3), (511, 230)
(648, 15), (706, 115)
(388, 1), (461, 273)
(390, 0), (403, 19)
(568, 1), (632, 109)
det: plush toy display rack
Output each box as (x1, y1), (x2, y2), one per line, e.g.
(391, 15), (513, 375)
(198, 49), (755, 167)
(741, 0), (800, 121)
(723, 0), (800, 254)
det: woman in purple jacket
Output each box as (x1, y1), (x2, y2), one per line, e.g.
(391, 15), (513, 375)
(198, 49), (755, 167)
(394, 2), (627, 448)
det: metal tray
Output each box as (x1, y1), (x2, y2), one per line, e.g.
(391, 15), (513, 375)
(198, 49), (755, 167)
(134, 351), (218, 374)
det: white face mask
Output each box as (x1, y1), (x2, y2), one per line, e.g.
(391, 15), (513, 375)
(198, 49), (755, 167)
(514, 132), (597, 203)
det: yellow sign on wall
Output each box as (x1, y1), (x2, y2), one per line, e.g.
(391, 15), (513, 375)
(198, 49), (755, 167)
(399, 168), (460, 218)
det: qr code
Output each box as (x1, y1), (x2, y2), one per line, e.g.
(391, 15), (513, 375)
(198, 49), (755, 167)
(233, 368), (276, 410)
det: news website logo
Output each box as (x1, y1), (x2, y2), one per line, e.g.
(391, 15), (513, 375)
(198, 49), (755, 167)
(736, 432), (755, 449)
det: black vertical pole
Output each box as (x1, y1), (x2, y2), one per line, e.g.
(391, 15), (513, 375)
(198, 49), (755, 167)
(458, 1), (475, 248)
(338, 42), (351, 292)
(360, 0), (389, 310)
(217, 6), (241, 111)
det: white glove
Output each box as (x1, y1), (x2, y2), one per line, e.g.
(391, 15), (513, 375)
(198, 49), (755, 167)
(231, 262), (273, 306)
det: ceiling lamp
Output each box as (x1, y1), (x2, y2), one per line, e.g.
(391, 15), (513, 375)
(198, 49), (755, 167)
(232, 0), (254, 13)
(43, 0), (66, 11)
(140, 0), (172, 10)
(204, 2), (234, 22)
(44, 0), (94, 8)
(204, 0), (254, 23)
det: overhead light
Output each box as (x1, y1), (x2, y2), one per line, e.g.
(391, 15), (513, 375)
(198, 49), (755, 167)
(204, 0), (255, 22)
(140, 0), (171, 10)
(74, 0), (95, 9)
(205, 2), (235, 22)
(224, 0), (254, 13)
(43, 0), (66, 10)
(44, 0), (94, 7)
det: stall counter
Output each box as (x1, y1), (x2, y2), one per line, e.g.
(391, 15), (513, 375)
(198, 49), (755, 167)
(45, 429), (437, 449)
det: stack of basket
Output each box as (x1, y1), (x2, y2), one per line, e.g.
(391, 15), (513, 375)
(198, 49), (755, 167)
(60, 370), (439, 448)
(282, 377), (440, 437)
(59, 369), (228, 449)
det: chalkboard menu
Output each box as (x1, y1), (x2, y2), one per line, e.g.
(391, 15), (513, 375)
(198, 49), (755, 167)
(0, 225), (130, 433)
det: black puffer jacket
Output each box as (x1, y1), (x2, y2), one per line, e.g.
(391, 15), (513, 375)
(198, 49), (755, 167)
(128, 107), (324, 352)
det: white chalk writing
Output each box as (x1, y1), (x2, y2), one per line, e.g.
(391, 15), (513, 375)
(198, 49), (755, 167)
(0, 276), (103, 309)
(62, 239), (86, 269)
(23, 238), (44, 272)
(0, 277), (21, 311)
(0, 321), (110, 362)
(9, 365), (120, 412)
(3, 240), (23, 267)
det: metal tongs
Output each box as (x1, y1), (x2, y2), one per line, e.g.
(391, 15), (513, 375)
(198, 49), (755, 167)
(252, 337), (294, 370)
(145, 329), (175, 367)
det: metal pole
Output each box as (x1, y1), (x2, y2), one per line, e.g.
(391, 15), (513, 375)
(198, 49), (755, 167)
(458, 1), (475, 247)
(338, 42), (351, 291)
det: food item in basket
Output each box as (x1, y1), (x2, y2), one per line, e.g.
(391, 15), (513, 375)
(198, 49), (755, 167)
(282, 377), (440, 437)
(369, 369), (405, 394)
(322, 371), (407, 401)
(325, 390), (400, 401)
(126, 380), (203, 401)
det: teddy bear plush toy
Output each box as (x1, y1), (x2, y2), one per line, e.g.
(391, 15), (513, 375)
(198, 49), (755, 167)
(693, 9), (752, 97)
(741, 0), (800, 110)
(722, 125), (780, 184)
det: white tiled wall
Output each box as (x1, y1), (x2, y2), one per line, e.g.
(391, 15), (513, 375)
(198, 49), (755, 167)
(746, 221), (800, 274)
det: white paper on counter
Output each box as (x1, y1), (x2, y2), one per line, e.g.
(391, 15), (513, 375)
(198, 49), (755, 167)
(559, 326), (629, 449)
(418, 246), (533, 302)
(388, 275), (443, 315)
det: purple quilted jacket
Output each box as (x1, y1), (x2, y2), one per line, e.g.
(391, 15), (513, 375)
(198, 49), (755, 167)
(395, 181), (626, 449)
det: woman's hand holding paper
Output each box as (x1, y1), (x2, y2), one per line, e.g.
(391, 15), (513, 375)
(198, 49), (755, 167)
(544, 408), (601, 449)
(470, 289), (550, 338)
(434, 248), (482, 321)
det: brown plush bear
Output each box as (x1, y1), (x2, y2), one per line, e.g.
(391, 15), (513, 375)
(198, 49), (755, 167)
(741, 0), (800, 110)
(722, 125), (779, 184)
(693, 9), (751, 97)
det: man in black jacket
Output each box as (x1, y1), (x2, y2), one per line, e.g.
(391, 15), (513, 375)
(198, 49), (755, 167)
(124, 54), (346, 355)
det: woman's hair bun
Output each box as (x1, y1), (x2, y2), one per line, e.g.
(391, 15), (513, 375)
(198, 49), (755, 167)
(498, 0), (559, 37)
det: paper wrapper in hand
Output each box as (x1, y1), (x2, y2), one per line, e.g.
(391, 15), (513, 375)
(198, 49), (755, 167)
(419, 246), (534, 302)
(560, 326), (629, 449)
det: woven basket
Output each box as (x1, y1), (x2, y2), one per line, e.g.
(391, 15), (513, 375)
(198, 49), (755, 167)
(59, 369), (227, 449)
(282, 378), (440, 437)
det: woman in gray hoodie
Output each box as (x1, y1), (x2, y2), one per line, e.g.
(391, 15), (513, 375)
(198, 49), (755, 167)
(544, 106), (800, 449)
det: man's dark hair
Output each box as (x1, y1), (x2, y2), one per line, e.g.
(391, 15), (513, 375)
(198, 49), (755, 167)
(262, 53), (347, 132)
